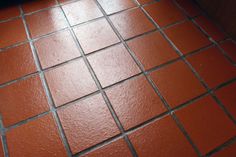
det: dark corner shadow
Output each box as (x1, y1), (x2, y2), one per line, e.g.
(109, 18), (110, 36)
(0, 0), (35, 9)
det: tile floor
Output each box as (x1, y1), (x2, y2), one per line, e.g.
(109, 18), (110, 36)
(0, 0), (236, 157)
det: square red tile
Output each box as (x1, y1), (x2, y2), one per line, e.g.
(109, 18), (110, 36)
(211, 142), (236, 157)
(0, 138), (3, 157)
(187, 46), (236, 88)
(129, 116), (198, 157)
(98, 0), (137, 15)
(144, 0), (186, 27)
(137, 0), (153, 5)
(45, 59), (97, 107)
(176, 96), (236, 154)
(22, 0), (57, 14)
(35, 30), (80, 69)
(88, 44), (140, 87)
(57, 94), (120, 154)
(81, 139), (132, 157)
(175, 0), (201, 17)
(25, 7), (67, 38)
(150, 60), (205, 108)
(6, 114), (68, 157)
(110, 8), (155, 39)
(195, 15), (226, 41)
(215, 82), (236, 119)
(106, 75), (166, 130)
(127, 31), (178, 70)
(0, 18), (27, 48)
(0, 75), (49, 127)
(73, 18), (120, 54)
(0, 6), (20, 21)
(62, 0), (103, 26)
(0, 43), (37, 85)
(164, 21), (211, 54)
(220, 40), (236, 63)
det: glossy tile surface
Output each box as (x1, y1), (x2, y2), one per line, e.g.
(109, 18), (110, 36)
(150, 60), (206, 108)
(88, 44), (140, 87)
(127, 31), (178, 70)
(74, 18), (120, 54)
(6, 114), (68, 157)
(110, 8), (155, 39)
(164, 21), (211, 54)
(175, 0), (201, 17)
(220, 40), (236, 63)
(57, 94), (119, 154)
(35, 30), (80, 69)
(0, 44), (37, 84)
(22, 0), (57, 13)
(176, 96), (236, 154)
(137, 0), (153, 5)
(0, 6), (20, 21)
(211, 142), (236, 157)
(144, 0), (185, 27)
(129, 116), (198, 157)
(0, 138), (3, 157)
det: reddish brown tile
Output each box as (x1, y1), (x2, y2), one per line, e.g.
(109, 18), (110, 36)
(45, 59), (97, 107)
(62, 0), (103, 26)
(6, 114), (67, 157)
(0, 76), (49, 127)
(220, 40), (236, 63)
(25, 7), (67, 38)
(106, 76), (166, 130)
(187, 46), (236, 88)
(110, 8), (155, 39)
(175, 0), (201, 17)
(164, 21), (211, 54)
(150, 60), (205, 108)
(127, 31), (178, 70)
(0, 6), (20, 21)
(98, 0), (137, 15)
(88, 44), (140, 87)
(0, 18), (27, 48)
(195, 16), (226, 41)
(0, 44), (37, 84)
(129, 116), (198, 157)
(22, 0), (57, 14)
(176, 96), (236, 154)
(81, 139), (132, 157)
(144, 0), (186, 27)
(0, 138), (3, 157)
(57, 94), (119, 154)
(58, 0), (72, 4)
(215, 82), (236, 119)
(35, 30), (80, 69)
(137, 0), (153, 5)
(74, 18), (120, 54)
(211, 142), (236, 157)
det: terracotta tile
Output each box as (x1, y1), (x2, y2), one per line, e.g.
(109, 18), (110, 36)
(74, 18), (119, 54)
(26, 7), (67, 38)
(129, 116), (198, 157)
(0, 6), (20, 21)
(0, 18), (27, 48)
(35, 30), (80, 69)
(144, 0), (186, 27)
(0, 138), (3, 157)
(6, 114), (68, 157)
(0, 44), (37, 85)
(195, 16), (226, 41)
(58, 0), (73, 4)
(62, 0), (103, 26)
(98, 0), (137, 15)
(88, 44), (140, 87)
(187, 46), (236, 88)
(106, 76), (166, 130)
(137, 0), (153, 5)
(110, 8), (155, 39)
(150, 60), (205, 108)
(176, 96), (236, 154)
(22, 0), (57, 13)
(211, 142), (236, 157)
(215, 82), (236, 119)
(0, 76), (49, 127)
(45, 59), (97, 107)
(220, 41), (236, 63)
(57, 94), (119, 154)
(127, 31), (178, 70)
(164, 21), (211, 54)
(175, 0), (201, 17)
(81, 139), (132, 157)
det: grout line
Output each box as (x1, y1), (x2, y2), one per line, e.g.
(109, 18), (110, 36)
(0, 115), (9, 157)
